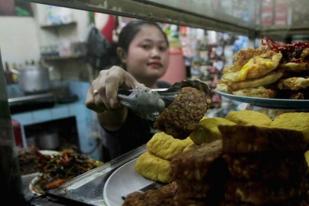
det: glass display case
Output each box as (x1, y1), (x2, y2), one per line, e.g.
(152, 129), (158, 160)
(26, 0), (309, 38)
(2, 0), (309, 205)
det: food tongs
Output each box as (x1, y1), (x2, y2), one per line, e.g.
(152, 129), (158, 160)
(87, 80), (211, 121)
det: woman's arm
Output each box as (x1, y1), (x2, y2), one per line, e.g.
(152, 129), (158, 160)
(85, 66), (143, 130)
(97, 107), (128, 131)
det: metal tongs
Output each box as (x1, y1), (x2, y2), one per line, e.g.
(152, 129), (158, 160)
(87, 80), (211, 121)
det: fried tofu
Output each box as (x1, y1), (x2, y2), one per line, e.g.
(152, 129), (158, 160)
(270, 112), (309, 142)
(305, 151), (309, 167)
(225, 110), (272, 127)
(147, 132), (193, 161)
(189, 117), (235, 145)
(135, 152), (172, 183)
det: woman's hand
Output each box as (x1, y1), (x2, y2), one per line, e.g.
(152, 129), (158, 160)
(85, 66), (143, 113)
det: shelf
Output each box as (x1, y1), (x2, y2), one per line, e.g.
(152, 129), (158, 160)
(26, 0), (256, 36)
(26, 0), (309, 38)
(40, 21), (76, 29)
(42, 55), (84, 61)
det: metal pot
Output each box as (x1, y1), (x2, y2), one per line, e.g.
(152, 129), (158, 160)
(19, 65), (50, 94)
(36, 132), (59, 150)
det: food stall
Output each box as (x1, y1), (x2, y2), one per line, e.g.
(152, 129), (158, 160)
(0, 0), (309, 205)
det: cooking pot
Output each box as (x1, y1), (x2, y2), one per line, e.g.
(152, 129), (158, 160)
(19, 65), (50, 94)
(36, 132), (59, 150)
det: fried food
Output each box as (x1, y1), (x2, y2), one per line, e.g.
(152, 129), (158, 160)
(217, 39), (309, 99)
(278, 77), (309, 90)
(270, 112), (309, 142)
(171, 140), (224, 181)
(222, 51), (282, 82)
(175, 179), (210, 199)
(123, 182), (177, 206)
(232, 86), (276, 98)
(224, 180), (304, 205)
(224, 48), (268, 73)
(225, 110), (272, 126)
(280, 62), (309, 72)
(154, 87), (209, 139)
(305, 150), (309, 167)
(147, 132), (193, 160)
(189, 117), (235, 145)
(35, 149), (101, 192)
(223, 153), (307, 181)
(227, 70), (284, 91)
(220, 125), (307, 153)
(135, 152), (172, 183)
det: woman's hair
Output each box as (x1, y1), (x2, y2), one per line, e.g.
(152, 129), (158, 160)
(118, 20), (169, 53)
(105, 20), (169, 68)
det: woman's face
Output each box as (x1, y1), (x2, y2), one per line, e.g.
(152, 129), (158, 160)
(122, 25), (169, 85)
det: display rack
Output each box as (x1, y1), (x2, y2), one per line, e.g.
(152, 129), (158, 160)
(26, 0), (309, 38)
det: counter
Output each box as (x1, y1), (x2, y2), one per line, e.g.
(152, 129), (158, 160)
(8, 81), (101, 159)
(24, 145), (145, 206)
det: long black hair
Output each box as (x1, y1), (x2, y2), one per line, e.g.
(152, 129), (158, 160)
(106, 20), (168, 67)
(117, 20), (169, 53)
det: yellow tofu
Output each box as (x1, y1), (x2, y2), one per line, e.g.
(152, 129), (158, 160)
(147, 132), (193, 160)
(226, 110), (272, 126)
(271, 112), (309, 142)
(305, 151), (309, 167)
(135, 152), (171, 183)
(189, 117), (236, 145)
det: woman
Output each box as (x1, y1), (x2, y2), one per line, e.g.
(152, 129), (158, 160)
(86, 20), (170, 161)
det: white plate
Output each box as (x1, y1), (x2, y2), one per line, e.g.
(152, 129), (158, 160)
(103, 158), (154, 206)
(215, 90), (309, 109)
(29, 175), (44, 196)
(39, 150), (60, 156)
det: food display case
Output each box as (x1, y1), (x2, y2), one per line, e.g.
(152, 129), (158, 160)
(2, 0), (309, 205)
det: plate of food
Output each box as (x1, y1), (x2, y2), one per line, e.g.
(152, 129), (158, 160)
(216, 38), (309, 109)
(215, 90), (309, 109)
(29, 149), (102, 196)
(103, 158), (156, 206)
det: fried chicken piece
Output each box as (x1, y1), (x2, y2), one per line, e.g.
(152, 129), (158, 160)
(278, 77), (309, 90)
(219, 125), (306, 153)
(223, 153), (307, 181)
(154, 87), (209, 139)
(232, 86), (276, 98)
